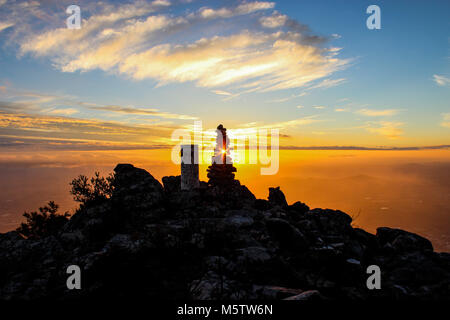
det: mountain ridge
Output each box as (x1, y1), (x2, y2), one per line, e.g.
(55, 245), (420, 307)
(0, 163), (449, 300)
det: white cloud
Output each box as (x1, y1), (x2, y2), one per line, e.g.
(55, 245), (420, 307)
(260, 12), (288, 28)
(119, 32), (348, 91)
(14, 1), (349, 93)
(0, 22), (14, 32)
(309, 78), (346, 90)
(242, 116), (320, 131)
(236, 1), (275, 14)
(198, 1), (274, 19)
(313, 106), (326, 109)
(152, 0), (171, 6)
(331, 33), (341, 39)
(441, 113), (450, 128)
(433, 74), (450, 86)
(366, 121), (404, 139)
(356, 108), (400, 117)
(296, 105), (304, 109)
(212, 90), (233, 96)
(46, 108), (79, 116)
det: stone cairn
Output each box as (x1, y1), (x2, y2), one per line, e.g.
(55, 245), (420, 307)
(207, 124), (237, 187)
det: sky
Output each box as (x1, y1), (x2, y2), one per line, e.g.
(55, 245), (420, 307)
(0, 0), (449, 251)
(0, 0), (449, 152)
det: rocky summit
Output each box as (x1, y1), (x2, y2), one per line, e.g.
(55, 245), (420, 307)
(0, 164), (449, 301)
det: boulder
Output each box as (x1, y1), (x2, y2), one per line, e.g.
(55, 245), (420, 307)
(162, 176), (181, 194)
(307, 209), (352, 234)
(283, 290), (321, 301)
(376, 227), (433, 253)
(266, 218), (308, 250)
(288, 201), (310, 219)
(253, 286), (304, 299)
(225, 215), (254, 228)
(237, 247), (271, 263)
(113, 164), (164, 208)
(253, 199), (270, 211)
(112, 164), (164, 225)
(268, 187), (288, 208)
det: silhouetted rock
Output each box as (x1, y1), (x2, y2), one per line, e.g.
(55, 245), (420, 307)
(113, 164), (164, 207)
(0, 164), (448, 301)
(376, 227), (433, 253)
(162, 175), (181, 194)
(268, 186), (288, 208)
(266, 218), (309, 250)
(112, 164), (165, 225)
(283, 290), (321, 301)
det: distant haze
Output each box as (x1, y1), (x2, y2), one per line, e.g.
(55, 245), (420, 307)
(0, 149), (449, 252)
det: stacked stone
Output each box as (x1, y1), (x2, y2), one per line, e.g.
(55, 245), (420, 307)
(207, 124), (237, 187)
(207, 163), (237, 187)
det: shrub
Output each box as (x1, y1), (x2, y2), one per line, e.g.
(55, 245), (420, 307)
(16, 201), (70, 239)
(69, 171), (114, 204)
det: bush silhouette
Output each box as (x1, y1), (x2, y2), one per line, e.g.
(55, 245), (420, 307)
(69, 171), (114, 205)
(16, 201), (70, 239)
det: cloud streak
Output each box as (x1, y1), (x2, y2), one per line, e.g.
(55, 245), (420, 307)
(87, 105), (198, 120)
(0, 84), (197, 121)
(433, 74), (450, 87)
(356, 108), (400, 117)
(365, 121), (404, 139)
(441, 113), (450, 128)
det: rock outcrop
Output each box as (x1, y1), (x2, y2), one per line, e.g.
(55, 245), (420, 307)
(0, 164), (449, 301)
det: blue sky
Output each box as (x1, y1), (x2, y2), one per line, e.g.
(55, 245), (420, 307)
(0, 0), (449, 149)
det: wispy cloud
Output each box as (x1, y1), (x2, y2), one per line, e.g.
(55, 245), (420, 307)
(212, 90), (233, 96)
(280, 145), (450, 151)
(0, 111), (179, 146)
(313, 105), (326, 109)
(0, 21), (14, 32)
(266, 92), (307, 103)
(86, 105), (197, 120)
(308, 78), (347, 90)
(9, 0), (349, 93)
(356, 108), (400, 117)
(433, 74), (450, 87)
(441, 113), (450, 128)
(260, 12), (288, 28)
(46, 108), (79, 116)
(239, 116), (321, 131)
(198, 1), (275, 19)
(365, 121), (404, 139)
(0, 84), (197, 121)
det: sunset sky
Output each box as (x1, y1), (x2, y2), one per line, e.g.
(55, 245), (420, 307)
(0, 0), (449, 152)
(0, 0), (449, 251)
